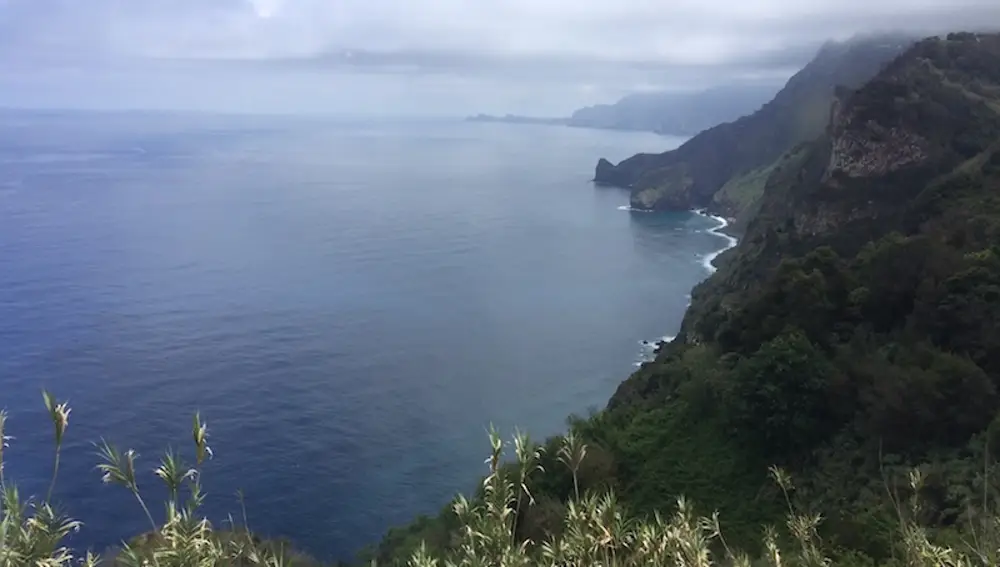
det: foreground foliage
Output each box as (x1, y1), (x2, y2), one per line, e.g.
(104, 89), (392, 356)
(0, 394), (318, 567)
(5, 396), (1000, 567)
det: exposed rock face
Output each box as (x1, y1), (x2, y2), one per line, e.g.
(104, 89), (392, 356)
(594, 34), (915, 214)
(684, 31), (1000, 315)
(827, 123), (929, 178)
(824, 86), (931, 180)
(636, 31), (1000, 354)
(630, 185), (688, 210)
(594, 158), (622, 185)
(791, 33), (1000, 236)
(628, 164), (694, 209)
(599, 33), (1000, 562)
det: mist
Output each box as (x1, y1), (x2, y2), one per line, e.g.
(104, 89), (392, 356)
(1, 0), (998, 116)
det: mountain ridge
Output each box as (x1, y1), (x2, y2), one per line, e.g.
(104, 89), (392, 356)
(370, 31), (1000, 566)
(594, 33), (918, 223)
(466, 83), (778, 136)
(599, 33), (1000, 560)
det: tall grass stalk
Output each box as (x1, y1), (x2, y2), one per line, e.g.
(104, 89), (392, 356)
(96, 439), (157, 531)
(0, 409), (8, 489)
(511, 428), (542, 548)
(42, 390), (70, 504)
(154, 447), (195, 514)
(558, 430), (587, 501)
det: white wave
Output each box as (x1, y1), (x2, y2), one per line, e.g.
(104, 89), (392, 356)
(614, 206), (738, 271)
(638, 335), (675, 349)
(634, 335), (677, 366)
(695, 211), (739, 273)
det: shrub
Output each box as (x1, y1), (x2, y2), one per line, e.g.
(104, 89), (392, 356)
(726, 330), (839, 457)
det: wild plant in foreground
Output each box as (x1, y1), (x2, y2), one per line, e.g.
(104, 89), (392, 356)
(442, 425), (537, 567)
(4, 393), (1000, 567)
(557, 431), (587, 502)
(415, 430), (748, 567)
(154, 448), (196, 512)
(409, 431), (1000, 567)
(97, 440), (157, 531)
(769, 465), (829, 567)
(1, 392), (304, 567)
(41, 390), (70, 505)
(0, 410), (9, 488)
(1, 392), (86, 567)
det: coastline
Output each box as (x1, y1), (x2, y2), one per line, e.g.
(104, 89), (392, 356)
(697, 210), (740, 273)
(635, 208), (739, 364)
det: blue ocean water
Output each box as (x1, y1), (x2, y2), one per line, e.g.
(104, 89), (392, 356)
(0, 110), (729, 561)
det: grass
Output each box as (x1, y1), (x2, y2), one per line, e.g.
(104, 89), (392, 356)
(713, 163), (774, 216)
(711, 144), (813, 232)
(1, 393), (316, 567)
(3, 392), (1000, 566)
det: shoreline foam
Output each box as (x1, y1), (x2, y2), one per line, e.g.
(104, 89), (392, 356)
(696, 210), (739, 273)
(617, 204), (655, 213)
(634, 335), (677, 366)
(622, 207), (740, 369)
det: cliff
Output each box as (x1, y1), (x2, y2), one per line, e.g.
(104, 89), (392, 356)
(372, 32), (1000, 566)
(594, 33), (916, 217)
(605, 31), (1000, 558)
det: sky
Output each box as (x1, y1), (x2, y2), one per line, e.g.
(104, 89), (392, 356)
(0, 0), (999, 115)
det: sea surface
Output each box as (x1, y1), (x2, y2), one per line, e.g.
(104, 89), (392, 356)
(0, 110), (731, 561)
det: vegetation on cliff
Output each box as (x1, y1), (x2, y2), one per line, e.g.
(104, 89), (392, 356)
(613, 31), (1000, 559)
(593, 33), (914, 215)
(373, 32), (1000, 566)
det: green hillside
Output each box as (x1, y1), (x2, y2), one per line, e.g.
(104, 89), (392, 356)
(594, 34), (914, 216)
(372, 32), (1000, 566)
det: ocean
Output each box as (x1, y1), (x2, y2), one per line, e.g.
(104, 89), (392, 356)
(0, 110), (731, 561)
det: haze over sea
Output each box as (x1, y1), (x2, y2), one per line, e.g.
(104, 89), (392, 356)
(0, 110), (731, 561)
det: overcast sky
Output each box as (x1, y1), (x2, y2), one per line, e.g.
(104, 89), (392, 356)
(1, 0), (998, 115)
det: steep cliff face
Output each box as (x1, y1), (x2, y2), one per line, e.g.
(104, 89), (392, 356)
(672, 33), (1000, 347)
(599, 41), (1000, 555)
(593, 34), (914, 215)
(776, 34), (1000, 236)
(825, 109), (929, 180)
(371, 33), (1000, 566)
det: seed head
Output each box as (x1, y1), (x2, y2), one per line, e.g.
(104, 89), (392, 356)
(193, 412), (213, 466)
(42, 390), (71, 448)
(0, 409), (9, 480)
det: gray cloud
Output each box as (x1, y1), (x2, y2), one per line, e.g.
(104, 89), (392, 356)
(3, 0), (998, 62)
(1, 0), (998, 114)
